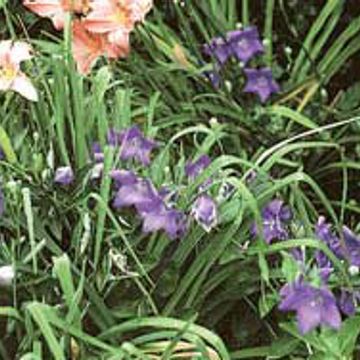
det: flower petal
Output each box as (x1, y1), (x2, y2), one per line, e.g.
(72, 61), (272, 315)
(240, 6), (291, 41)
(10, 74), (38, 101)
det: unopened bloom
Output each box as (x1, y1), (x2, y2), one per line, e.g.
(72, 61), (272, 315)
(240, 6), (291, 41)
(315, 217), (342, 272)
(0, 265), (15, 286)
(185, 155), (211, 180)
(279, 281), (341, 334)
(92, 142), (104, 162)
(0, 41), (38, 101)
(23, 0), (90, 30)
(204, 66), (221, 88)
(339, 289), (359, 316)
(191, 194), (218, 232)
(315, 217), (360, 267)
(89, 162), (104, 180)
(54, 166), (74, 185)
(252, 199), (292, 244)
(243, 68), (280, 102)
(342, 227), (360, 266)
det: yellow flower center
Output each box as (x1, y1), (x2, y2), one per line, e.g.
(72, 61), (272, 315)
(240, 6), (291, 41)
(112, 1), (132, 26)
(0, 64), (17, 81)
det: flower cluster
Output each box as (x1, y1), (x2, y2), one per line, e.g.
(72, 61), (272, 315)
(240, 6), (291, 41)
(0, 41), (38, 101)
(54, 126), (219, 239)
(24, 0), (153, 74)
(253, 199), (360, 334)
(315, 217), (360, 277)
(203, 26), (280, 102)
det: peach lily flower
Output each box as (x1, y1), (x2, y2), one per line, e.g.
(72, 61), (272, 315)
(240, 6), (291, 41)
(0, 41), (38, 102)
(23, 0), (90, 30)
(84, 0), (152, 43)
(72, 20), (130, 74)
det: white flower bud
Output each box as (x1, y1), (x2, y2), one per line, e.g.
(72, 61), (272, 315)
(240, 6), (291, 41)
(0, 265), (15, 286)
(349, 265), (359, 276)
(285, 46), (292, 55)
(47, 145), (55, 170)
(225, 80), (232, 92)
(209, 117), (218, 126)
(262, 38), (270, 46)
(90, 163), (104, 180)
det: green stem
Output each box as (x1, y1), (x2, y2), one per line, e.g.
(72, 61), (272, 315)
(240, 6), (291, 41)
(242, 0), (249, 26)
(264, 0), (275, 65)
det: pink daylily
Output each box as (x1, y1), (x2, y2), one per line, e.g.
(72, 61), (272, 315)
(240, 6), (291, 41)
(0, 41), (38, 102)
(83, 0), (152, 43)
(72, 20), (130, 74)
(23, 0), (90, 30)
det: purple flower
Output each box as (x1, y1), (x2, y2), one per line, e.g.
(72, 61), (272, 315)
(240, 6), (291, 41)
(227, 27), (264, 64)
(185, 155), (211, 180)
(315, 217), (342, 274)
(319, 266), (334, 284)
(203, 36), (231, 65)
(54, 166), (74, 186)
(291, 248), (305, 263)
(316, 217), (342, 257)
(141, 205), (187, 240)
(339, 290), (358, 316)
(105, 126), (157, 166)
(315, 217), (360, 267)
(243, 68), (280, 103)
(204, 67), (221, 88)
(203, 26), (264, 65)
(112, 176), (187, 240)
(110, 169), (137, 190)
(118, 126), (157, 166)
(92, 142), (104, 163)
(252, 199), (292, 244)
(343, 226), (360, 266)
(107, 128), (121, 147)
(279, 281), (341, 334)
(113, 178), (162, 212)
(191, 194), (218, 232)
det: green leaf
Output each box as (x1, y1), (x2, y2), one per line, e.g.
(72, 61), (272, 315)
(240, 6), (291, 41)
(281, 251), (300, 283)
(267, 105), (318, 129)
(27, 303), (66, 360)
(337, 82), (360, 111)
